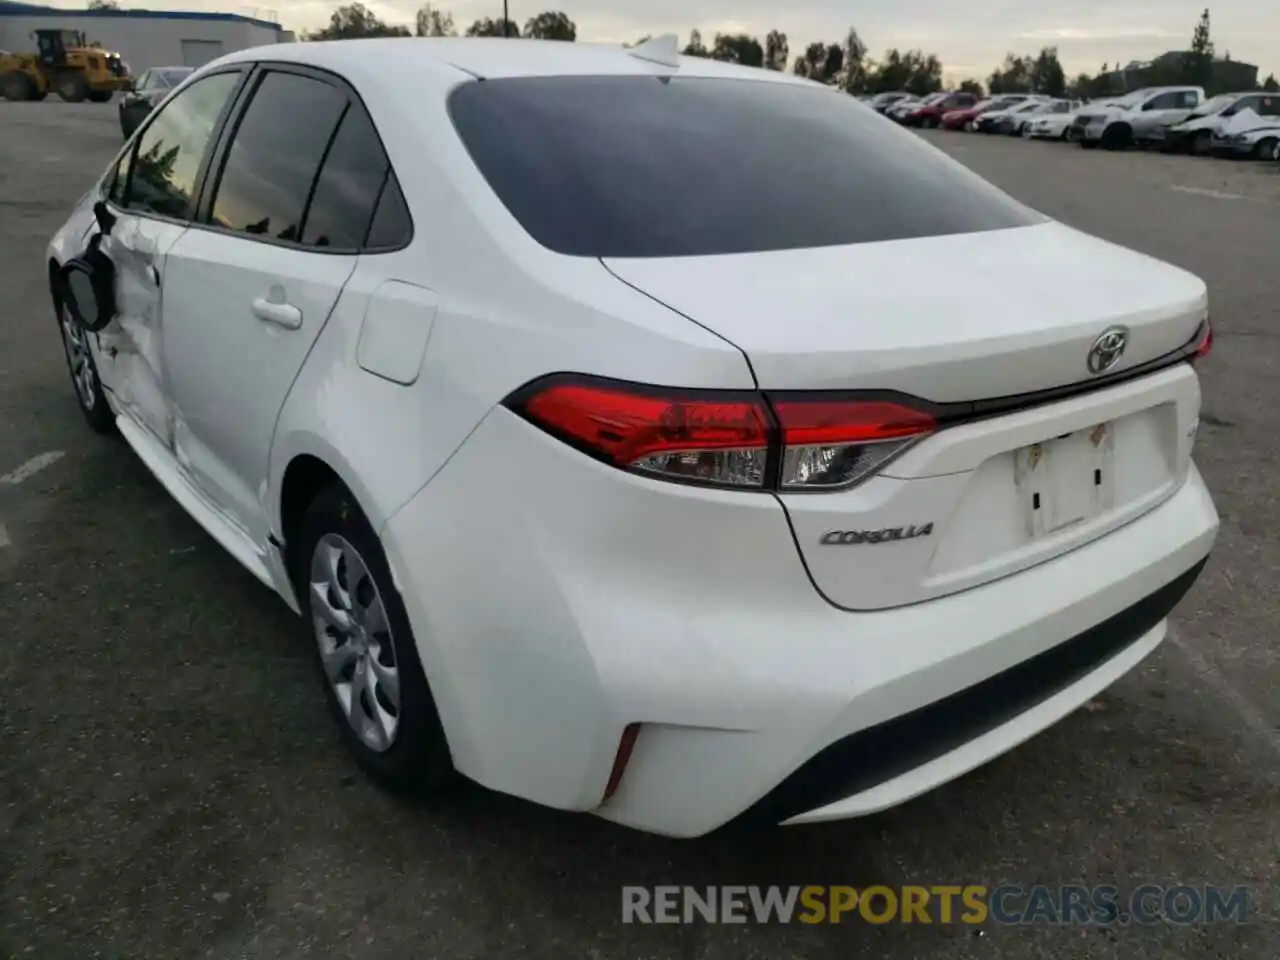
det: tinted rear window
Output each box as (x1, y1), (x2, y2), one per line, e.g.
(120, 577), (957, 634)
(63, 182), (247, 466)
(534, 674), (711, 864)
(448, 76), (1043, 258)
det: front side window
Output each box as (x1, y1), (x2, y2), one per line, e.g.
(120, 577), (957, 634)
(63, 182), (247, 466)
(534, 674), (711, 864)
(1144, 92), (1181, 110)
(448, 75), (1044, 259)
(1259, 96), (1280, 116)
(208, 70), (347, 242)
(118, 70), (240, 220)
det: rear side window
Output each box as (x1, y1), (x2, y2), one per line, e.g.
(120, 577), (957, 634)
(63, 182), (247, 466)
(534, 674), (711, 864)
(208, 70), (346, 242)
(365, 173), (413, 249)
(448, 76), (1043, 258)
(301, 103), (391, 248)
(119, 70), (239, 219)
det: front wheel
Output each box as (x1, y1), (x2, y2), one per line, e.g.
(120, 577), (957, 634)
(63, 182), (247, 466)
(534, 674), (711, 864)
(1100, 123), (1132, 150)
(56, 73), (88, 103)
(56, 298), (114, 434)
(296, 484), (455, 794)
(87, 89), (113, 103)
(1253, 137), (1279, 162)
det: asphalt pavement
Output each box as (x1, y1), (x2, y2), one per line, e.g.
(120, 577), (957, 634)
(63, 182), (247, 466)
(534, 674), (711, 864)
(1, 104), (1277, 960)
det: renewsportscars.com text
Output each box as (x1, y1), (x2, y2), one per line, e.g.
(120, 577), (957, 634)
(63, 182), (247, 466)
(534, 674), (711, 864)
(621, 885), (1250, 925)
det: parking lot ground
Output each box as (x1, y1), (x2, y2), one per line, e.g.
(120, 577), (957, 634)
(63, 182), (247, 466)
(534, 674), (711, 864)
(1, 105), (1278, 960)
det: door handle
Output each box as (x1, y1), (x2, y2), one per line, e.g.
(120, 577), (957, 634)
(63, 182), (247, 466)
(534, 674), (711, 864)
(252, 298), (302, 330)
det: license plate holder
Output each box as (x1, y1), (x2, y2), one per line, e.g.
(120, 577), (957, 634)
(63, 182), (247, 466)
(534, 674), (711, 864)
(1015, 424), (1116, 538)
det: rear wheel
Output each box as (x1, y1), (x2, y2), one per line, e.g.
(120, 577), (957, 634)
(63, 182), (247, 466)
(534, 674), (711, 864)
(295, 484), (455, 794)
(87, 88), (113, 103)
(2, 70), (33, 101)
(1190, 130), (1212, 156)
(1100, 123), (1132, 150)
(1253, 137), (1279, 161)
(55, 73), (88, 103)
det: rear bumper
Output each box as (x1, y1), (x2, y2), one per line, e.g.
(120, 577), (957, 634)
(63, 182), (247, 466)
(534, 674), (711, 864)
(382, 400), (1217, 837)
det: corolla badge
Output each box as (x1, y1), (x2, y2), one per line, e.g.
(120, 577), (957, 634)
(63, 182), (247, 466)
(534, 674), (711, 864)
(820, 524), (934, 546)
(1087, 326), (1129, 375)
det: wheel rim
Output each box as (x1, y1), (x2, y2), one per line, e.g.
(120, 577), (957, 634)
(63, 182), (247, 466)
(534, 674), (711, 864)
(60, 307), (96, 410)
(309, 533), (400, 753)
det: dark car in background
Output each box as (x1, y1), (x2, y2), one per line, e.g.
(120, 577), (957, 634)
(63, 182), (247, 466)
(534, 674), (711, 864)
(118, 66), (193, 138)
(902, 91), (979, 128)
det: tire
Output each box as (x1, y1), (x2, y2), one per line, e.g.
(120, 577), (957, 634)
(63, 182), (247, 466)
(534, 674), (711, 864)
(1189, 131), (1212, 156)
(1253, 137), (1279, 161)
(964, 120), (975, 132)
(2, 70), (33, 101)
(55, 73), (88, 103)
(87, 88), (113, 103)
(295, 483), (455, 794)
(54, 288), (115, 435)
(1100, 123), (1132, 151)
(921, 117), (937, 129)
(1079, 139), (1098, 149)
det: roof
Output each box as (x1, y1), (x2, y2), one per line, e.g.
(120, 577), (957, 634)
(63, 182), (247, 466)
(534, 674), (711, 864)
(216, 36), (816, 85)
(0, 2), (282, 31)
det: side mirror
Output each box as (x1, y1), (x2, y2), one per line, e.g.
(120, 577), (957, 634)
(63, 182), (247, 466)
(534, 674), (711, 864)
(60, 252), (116, 333)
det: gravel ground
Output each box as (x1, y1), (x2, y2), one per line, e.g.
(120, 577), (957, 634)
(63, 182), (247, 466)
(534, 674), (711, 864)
(1, 103), (1277, 960)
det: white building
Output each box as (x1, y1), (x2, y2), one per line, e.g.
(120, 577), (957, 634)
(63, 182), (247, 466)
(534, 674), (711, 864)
(0, 1), (293, 73)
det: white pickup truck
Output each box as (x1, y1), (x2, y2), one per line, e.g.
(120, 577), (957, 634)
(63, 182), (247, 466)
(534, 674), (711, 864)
(1071, 86), (1204, 150)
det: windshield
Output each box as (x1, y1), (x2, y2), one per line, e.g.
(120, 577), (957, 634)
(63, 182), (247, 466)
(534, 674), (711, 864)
(1188, 93), (1240, 117)
(448, 75), (1044, 259)
(1013, 101), (1043, 113)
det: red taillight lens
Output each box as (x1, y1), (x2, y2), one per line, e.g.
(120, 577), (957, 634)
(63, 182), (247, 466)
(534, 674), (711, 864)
(518, 380), (770, 488)
(508, 376), (939, 493)
(1192, 320), (1212, 360)
(771, 399), (936, 489)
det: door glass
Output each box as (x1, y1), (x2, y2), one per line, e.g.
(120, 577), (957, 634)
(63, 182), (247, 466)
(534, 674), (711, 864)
(208, 71), (347, 243)
(1258, 96), (1279, 116)
(300, 104), (390, 249)
(121, 70), (240, 220)
(364, 173), (412, 250)
(1144, 92), (1178, 110)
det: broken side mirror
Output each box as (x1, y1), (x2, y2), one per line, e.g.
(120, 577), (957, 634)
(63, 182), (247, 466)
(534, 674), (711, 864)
(60, 247), (116, 333)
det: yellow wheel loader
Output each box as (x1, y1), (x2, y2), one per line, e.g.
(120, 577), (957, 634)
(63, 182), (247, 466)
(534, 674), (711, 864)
(0, 28), (131, 103)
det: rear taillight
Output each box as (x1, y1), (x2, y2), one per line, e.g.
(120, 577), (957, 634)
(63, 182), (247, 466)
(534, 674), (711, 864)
(1191, 320), (1212, 361)
(506, 376), (936, 492)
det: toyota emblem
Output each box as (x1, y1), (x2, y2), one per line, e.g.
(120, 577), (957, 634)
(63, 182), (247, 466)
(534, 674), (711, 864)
(1087, 326), (1129, 375)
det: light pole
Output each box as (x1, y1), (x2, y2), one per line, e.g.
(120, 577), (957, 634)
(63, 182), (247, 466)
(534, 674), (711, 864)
(503, 0), (510, 36)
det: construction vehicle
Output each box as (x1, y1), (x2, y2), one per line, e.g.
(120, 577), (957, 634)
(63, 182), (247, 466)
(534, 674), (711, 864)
(0, 28), (131, 103)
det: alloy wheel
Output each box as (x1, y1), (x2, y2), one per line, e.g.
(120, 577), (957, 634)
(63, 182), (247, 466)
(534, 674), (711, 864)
(60, 307), (96, 410)
(309, 533), (401, 753)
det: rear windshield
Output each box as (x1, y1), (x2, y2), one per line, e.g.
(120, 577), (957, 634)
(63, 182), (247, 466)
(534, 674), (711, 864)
(447, 75), (1045, 258)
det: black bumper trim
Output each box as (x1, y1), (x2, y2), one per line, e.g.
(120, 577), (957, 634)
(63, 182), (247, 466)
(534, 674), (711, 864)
(729, 556), (1209, 829)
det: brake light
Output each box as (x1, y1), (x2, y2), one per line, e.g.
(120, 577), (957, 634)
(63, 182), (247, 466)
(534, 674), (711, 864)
(506, 376), (937, 492)
(518, 380), (769, 488)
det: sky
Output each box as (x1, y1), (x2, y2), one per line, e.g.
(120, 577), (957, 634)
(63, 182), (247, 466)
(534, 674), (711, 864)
(54, 0), (1280, 82)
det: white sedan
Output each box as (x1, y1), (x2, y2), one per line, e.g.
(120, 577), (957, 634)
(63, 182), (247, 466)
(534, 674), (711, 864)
(47, 36), (1218, 838)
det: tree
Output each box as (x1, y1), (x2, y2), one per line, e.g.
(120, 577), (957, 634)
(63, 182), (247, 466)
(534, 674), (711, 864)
(87, 0), (119, 8)
(466, 16), (517, 37)
(682, 29), (708, 58)
(1263, 73), (1279, 92)
(306, 3), (410, 39)
(523, 11), (576, 41)
(1030, 46), (1066, 96)
(709, 33), (764, 67)
(958, 78), (984, 96)
(836, 26), (869, 93)
(1066, 72), (1095, 99)
(988, 53), (1033, 94)
(764, 30), (788, 71)
(415, 4), (455, 37)
(1184, 8), (1214, 89)
(793, 41), (843, 84)
(864, 48), (942, 95)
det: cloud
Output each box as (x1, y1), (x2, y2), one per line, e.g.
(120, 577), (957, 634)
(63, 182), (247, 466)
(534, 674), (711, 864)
(1018, 26), (1171, 41)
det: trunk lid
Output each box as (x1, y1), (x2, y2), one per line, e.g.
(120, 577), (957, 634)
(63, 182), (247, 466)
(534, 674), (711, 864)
(603, 221), (1205, 401)
(605, 220), (1207, 610)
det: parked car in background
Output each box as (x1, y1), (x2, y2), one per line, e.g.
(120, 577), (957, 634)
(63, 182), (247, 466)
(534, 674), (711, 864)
(118, 66), (193, 138)
(974, 97), (1045, 133)
(941, 95), (1033, 131)
(1072, 86), (1203, 150)
(903, 91), (978, 128)
(887, 93), (932, 121)
(1209, 113), (1280, 160)
(1162, 91), (1280, 155)
(1008, 99), (1082, 136)
(869, 91), (913, 114)
(1025, 101), (1092, 140)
